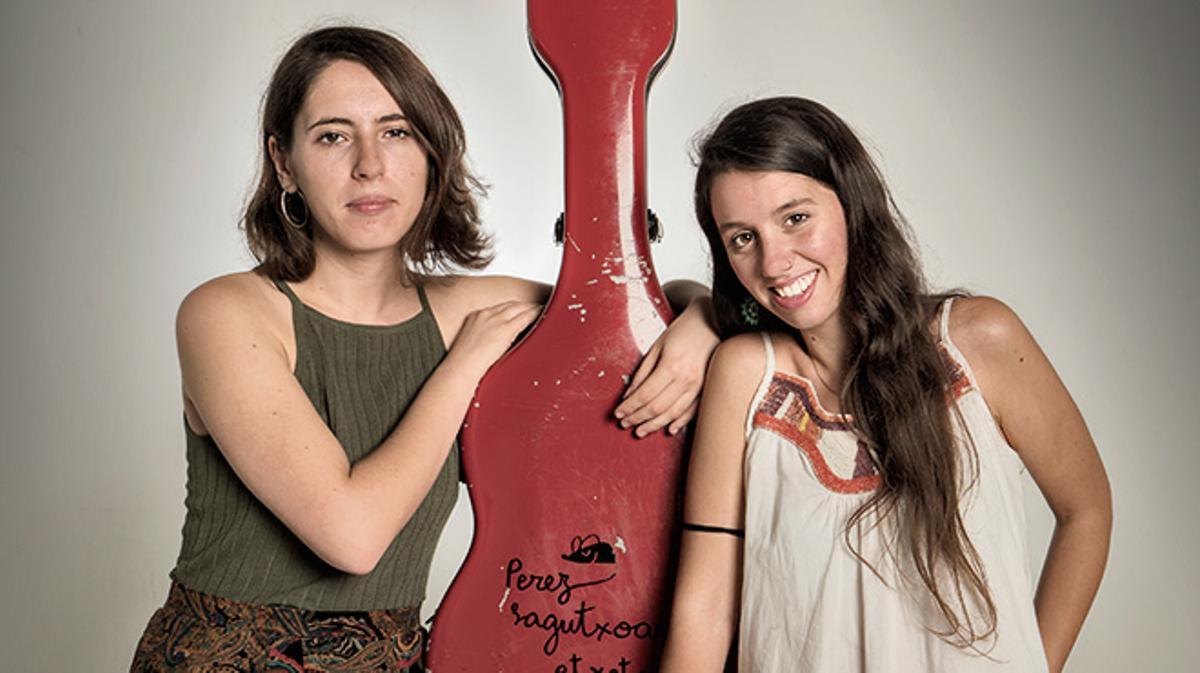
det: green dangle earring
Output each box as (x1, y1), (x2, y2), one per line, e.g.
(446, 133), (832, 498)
(740, 295), (761, 327)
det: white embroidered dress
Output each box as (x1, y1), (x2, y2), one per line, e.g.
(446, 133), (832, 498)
(738, 299), (1049, 672)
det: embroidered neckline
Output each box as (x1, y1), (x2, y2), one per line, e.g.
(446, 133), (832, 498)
(750, 348), (974, 495)
(752, 373), (879, 494)
(770, 370), (852, 425)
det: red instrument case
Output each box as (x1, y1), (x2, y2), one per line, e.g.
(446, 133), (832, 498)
(427, 2), (683, 671)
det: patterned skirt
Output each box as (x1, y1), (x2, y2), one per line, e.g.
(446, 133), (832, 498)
(131, 582), (424, 672)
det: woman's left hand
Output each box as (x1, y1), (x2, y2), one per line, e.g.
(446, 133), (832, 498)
(615, 293), (719, 437)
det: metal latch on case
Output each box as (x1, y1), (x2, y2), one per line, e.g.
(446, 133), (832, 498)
(553, 210), (663, 244)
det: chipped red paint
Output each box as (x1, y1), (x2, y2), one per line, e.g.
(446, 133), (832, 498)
(427, 2), (684, 670)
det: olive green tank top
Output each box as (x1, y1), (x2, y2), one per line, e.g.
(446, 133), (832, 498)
(170, 279), (459, 610)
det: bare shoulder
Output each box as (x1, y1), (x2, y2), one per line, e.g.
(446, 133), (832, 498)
(470, 274), (548, 303)
(947, 295), (1028, 345)
(705, 332), (770, 405)
(710, 332), (768, 369)
(948, 296), (1035, 360)
(424, 274), (548, 314)
(420, 274), (547, 347)
(179, 270), (276, 316)
(945, 295), (1044, 400)
(176, 271), (290, 352)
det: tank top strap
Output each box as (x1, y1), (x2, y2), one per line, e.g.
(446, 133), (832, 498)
(271, 278), (303, 307)
(414, 283), (432, 315)
(271, 278), (434, 328)
(745, 332), (777, 439)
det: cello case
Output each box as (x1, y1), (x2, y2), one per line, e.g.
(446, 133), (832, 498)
(426, 1), (682, 671)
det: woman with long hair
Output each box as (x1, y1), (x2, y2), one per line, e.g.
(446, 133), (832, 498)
(130, 26), (715, 672)
(660, 97), (1110, 672)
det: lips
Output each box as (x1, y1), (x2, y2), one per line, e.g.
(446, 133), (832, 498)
(768, 269), (818, 308)
(346, 195), (395, 214)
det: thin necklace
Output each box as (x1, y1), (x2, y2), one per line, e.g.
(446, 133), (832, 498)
(808, 353), (844, 412)
(797, 331), (846, 412)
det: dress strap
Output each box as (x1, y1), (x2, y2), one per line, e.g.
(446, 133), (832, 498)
(936, 296), (985, 395)
(760, 332), (776, 374)
(745, 333), (777, 438)
(938, 296), (956, 343)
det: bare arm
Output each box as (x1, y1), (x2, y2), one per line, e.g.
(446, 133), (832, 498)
(952, 297), (1111, 673)
(662, 278), (711, 313)
(467, 275), (720, 438)
(178, 275), (539, 575)
(660, 335), (762, 672)
(615, 279), (719, 436)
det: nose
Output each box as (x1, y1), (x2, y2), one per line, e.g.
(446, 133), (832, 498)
(759, 231), (794, 278)
(353, 138), (384, 180)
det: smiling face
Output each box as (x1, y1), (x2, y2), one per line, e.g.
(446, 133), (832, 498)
(710, 169), (849, 337)
(270, 59), (428, 258)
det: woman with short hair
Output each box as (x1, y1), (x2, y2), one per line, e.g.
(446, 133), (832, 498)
(131, 26), (715, 672)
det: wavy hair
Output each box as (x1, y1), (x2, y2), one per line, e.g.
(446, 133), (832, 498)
(243, 25), (491, 281)
(694, 97), (994, 647)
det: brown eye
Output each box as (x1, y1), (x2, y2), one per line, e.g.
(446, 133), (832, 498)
(729, 231), (755, 250)
(317, 131), (346, 145)
(785, 212), (810, 226)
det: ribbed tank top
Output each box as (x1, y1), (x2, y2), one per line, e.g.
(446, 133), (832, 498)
(170, 279), (459, 610)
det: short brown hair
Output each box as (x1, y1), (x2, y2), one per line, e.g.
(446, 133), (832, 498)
(243, 26), (491, 281)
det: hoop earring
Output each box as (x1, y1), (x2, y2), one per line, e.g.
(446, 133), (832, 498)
(279, 189), (309, 229)
(740, 295), (760, 327)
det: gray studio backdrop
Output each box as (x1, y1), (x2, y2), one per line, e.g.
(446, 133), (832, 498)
(1, 1), (1196, 671)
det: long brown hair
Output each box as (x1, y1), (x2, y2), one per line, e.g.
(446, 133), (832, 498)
(243, 25), (491, 281)
(694, 97), (995, 646)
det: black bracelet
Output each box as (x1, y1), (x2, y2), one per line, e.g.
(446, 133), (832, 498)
(681, 521), (745, 538)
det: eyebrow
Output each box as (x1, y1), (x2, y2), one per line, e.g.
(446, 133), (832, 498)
(306, 113), (408, 132)
(716, 196), (818, 232)
(774, 197), (817, 214)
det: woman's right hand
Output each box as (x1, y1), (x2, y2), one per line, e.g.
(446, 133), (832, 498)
(445, 300), (542, 378)
(176, 277), (540, 575)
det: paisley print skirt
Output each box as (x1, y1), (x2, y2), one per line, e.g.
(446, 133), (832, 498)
(131, 582), (424, 672)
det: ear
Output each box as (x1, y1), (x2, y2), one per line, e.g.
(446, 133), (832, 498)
(267, 135), (297, 192)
